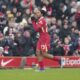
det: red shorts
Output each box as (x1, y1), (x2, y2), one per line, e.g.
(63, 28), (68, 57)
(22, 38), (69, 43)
(36, 36), (50, 53)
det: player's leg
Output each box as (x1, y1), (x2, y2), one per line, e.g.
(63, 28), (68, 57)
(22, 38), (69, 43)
(43, 52), (60, 60)
(41, 44), (60, 61)
(36, 50), (43, 62)
(36, 50), (44, 70)
(36, 41), (44, 70)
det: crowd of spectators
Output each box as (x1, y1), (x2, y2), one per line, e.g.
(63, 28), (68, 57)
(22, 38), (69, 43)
(0, 0), (80, 56)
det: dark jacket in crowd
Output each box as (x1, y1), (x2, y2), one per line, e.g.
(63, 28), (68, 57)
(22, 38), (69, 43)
(14, 35), (33, 56)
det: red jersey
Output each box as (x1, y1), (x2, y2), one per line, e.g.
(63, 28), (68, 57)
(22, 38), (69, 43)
(32, 16), (50, 52)
(32, 17), (50, 40)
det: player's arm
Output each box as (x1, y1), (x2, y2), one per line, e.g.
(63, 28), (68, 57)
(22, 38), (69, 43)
(31, 20), (39, 32)
(31, 16), (43, 32)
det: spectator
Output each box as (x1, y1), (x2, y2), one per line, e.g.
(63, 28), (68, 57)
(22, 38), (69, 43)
(14, 30), (33, 56)
(63, 37), (71, 56)
(75, 5), (80, 30)
(59, 19), (71, 42)
(0, 12), (7, 33)
(15, 10), (23, 23)
(51, 33), (64, 56)
(0, 47), (4, 56)
(0, 32), (5, 46)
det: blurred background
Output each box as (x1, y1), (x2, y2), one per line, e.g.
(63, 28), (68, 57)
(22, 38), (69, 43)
(0, 0), (80, 57)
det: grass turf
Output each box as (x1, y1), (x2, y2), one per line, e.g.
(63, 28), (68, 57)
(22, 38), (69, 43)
(0, 68), (80, 80)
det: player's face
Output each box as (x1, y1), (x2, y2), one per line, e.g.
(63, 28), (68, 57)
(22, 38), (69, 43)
(35, 11), (41, 18)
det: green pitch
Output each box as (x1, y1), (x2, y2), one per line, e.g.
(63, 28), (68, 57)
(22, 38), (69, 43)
(0, 68), (80, 80)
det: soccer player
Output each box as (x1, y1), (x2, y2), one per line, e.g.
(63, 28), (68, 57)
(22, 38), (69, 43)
(31, 8), (60, 71)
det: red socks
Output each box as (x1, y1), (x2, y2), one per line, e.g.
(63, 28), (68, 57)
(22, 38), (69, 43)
(38, 56), (60, 69)
(39, 61), (44, 69)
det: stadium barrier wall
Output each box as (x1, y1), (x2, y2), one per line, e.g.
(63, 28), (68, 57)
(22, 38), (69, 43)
(0, 56), (80, 68)
(0, 56), (60, 68)
(61, 56), (80, 68)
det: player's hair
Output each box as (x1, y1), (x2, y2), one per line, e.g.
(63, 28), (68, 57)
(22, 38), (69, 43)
(34, 7), (47, 16)
(40, 9), (47, 16)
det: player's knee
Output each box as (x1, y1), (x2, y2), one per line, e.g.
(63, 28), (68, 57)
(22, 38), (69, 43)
(42, 52), (49, 58)
(42, 51), (47, 56)
(36, 50), (41, 56)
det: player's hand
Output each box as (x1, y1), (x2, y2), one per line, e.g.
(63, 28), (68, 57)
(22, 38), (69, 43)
(31, 14), (36, 22)
(31, 16), (36, 21)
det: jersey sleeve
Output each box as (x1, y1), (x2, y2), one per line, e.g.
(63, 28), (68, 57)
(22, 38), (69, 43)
(32, 18), (45, 32)
(32, 21), (39, 32)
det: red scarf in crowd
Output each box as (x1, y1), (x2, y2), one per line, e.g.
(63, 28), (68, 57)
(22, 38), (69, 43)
(24, 0), (33, 13)
(15, 0), (19, 3)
